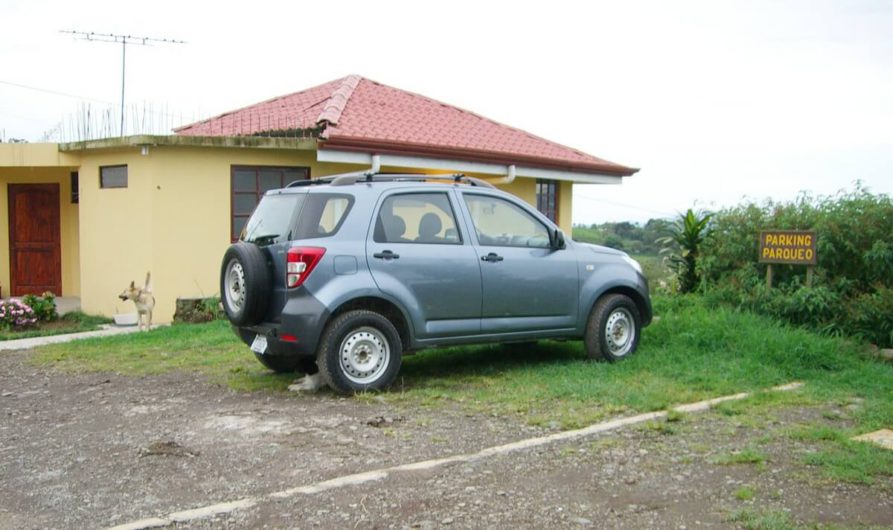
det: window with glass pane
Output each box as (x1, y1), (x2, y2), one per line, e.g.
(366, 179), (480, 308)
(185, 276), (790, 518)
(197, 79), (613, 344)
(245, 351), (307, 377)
(374, 193), (461, 244)
(231, 165), (309, 241)
(100, 165), (128, 188)
(536, 179), (559, 222)
(463, 194), (550, 248)
(293, 194), (355, 239)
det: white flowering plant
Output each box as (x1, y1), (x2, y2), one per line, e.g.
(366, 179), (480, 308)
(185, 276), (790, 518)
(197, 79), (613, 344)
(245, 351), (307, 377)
(0, 299), (38, 329)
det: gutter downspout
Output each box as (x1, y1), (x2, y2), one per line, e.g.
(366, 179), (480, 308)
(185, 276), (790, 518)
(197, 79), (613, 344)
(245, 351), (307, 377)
(487, 164), (516, 186)
(371, 154), (381, 173)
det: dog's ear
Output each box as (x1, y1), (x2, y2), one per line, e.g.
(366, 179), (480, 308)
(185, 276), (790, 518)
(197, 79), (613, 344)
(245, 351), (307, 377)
(130, 281), (135, 288)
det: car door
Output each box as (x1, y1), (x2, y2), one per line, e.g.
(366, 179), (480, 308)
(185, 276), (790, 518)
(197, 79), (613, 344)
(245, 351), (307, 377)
(460, 192), (579, 333)
(367, 190), (482, 338)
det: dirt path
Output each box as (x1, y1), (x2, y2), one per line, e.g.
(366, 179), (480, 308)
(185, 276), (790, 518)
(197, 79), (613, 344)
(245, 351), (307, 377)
(1, 349), (891, 529)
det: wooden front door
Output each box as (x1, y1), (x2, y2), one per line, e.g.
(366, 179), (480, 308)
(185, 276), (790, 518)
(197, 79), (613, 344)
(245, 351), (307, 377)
(8, 184), (62, 296)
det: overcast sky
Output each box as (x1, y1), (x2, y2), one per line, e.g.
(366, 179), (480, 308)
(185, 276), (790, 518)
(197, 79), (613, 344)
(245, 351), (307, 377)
(2, 0), (891, 224)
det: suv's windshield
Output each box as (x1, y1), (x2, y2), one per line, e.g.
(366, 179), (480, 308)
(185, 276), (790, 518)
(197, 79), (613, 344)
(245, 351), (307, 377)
(242, 194), (304, 244)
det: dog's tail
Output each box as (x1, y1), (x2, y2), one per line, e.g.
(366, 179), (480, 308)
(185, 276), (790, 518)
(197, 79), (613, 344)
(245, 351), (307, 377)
(144, 271), (152, 293)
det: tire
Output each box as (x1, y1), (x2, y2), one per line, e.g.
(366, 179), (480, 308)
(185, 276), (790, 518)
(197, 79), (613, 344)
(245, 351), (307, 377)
(316, 310), (402, 393)
(584, 294), (641, 362)
(220, 242), (271, 326)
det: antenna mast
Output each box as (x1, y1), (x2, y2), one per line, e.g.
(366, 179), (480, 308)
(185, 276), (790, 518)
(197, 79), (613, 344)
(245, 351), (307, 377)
(60, 30), (186, 136)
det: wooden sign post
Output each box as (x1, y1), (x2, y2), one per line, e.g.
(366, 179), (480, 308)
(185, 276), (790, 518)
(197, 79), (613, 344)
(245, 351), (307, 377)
(758, 230), (817, 288)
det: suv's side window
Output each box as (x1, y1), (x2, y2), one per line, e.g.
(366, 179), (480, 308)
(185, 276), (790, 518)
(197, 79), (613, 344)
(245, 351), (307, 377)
(463, 194), (551, 248)
(374, 193), (461, 244)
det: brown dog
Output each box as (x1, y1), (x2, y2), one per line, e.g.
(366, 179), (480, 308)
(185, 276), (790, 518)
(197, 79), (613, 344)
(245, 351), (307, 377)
(118, 272), (155, 331)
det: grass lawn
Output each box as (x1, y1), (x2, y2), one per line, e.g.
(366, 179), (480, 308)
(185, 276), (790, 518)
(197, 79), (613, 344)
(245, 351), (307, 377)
(29, 295), (893, 484)
(0, 312), (112, 341)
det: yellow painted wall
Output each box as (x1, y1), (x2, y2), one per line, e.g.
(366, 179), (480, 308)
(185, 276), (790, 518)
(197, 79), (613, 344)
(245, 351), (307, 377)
(0, 143), (79, 167)
(0, 166), (80, 297)
(77, 145), (359, 322)
(495, 178), (573, 233)
(558, 180), (573, 233)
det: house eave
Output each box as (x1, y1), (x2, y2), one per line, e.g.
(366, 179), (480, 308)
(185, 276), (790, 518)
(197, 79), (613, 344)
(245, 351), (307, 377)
(317, 148), (625, 184)
(59, 135), (317, 152)
(319, 135), (638, 177)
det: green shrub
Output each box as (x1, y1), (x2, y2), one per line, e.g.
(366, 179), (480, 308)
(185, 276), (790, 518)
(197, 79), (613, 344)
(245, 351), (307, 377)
(843, 287), (893, 347)
(659, 209), (712, 293)
(21, 292), (58, 322)
(699, 184), (893, 347)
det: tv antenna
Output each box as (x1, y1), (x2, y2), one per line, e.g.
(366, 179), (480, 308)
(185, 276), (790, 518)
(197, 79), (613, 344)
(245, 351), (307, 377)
(60, 30), (186, 136)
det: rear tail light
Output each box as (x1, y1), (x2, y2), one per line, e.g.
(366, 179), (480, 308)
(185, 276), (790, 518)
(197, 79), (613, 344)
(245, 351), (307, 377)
(286, 247), (326, 288)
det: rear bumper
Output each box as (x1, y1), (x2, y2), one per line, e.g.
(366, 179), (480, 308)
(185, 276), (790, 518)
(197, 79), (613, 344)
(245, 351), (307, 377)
(234, 290), (330, 359)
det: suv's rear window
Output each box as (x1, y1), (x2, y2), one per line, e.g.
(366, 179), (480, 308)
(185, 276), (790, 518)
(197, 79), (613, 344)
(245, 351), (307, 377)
(241, 193), (353, 244)
(242, 194), (304, 245)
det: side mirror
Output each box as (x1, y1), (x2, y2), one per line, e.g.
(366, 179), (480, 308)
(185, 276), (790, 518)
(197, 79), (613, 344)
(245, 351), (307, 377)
(551, 229), (566, 250)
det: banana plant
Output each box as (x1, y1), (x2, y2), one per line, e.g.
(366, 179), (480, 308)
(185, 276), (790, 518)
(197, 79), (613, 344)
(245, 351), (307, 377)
(658, 209), (712, 293)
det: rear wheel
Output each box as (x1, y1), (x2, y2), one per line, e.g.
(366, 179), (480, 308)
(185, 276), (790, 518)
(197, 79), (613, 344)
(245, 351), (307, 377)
(584, 294), (641, 362)
(220, 243), (271, 326)
(317, 310), (402, 393)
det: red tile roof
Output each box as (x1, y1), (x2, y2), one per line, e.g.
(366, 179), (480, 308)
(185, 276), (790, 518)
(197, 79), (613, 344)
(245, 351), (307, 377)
(175, 75), (637, 176)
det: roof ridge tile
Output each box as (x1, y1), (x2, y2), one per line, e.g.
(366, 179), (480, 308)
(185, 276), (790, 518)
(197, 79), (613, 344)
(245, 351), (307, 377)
(316, 74), (362, 126)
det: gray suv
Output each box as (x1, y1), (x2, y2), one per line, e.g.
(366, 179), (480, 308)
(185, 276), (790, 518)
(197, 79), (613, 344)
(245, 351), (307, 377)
(221, 173), (652, 393)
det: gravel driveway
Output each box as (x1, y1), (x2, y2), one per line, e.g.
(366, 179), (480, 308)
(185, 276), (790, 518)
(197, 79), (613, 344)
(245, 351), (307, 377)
(1, 349), (891, 529)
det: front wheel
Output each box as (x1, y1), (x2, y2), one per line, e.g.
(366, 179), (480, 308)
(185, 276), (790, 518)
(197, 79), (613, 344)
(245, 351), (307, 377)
(584, 294), (641, 362)
(317, 310), (402, 393)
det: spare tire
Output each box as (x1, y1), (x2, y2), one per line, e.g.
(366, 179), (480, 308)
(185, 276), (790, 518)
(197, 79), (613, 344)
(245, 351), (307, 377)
(220, 242), (271, 326)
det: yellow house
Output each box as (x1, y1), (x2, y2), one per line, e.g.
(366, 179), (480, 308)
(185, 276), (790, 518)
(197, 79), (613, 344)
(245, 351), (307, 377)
(0, 75), (637, 322)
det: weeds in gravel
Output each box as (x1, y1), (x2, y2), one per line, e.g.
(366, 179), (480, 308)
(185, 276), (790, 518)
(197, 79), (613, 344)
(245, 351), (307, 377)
(788, 423), (893, 485)
(734, 486), (756, 501)
(712, 447), (768, 466)
(727, 508), (797, 530)
(801, 440), (893, 486)
(665, 409), (686, 422)
(640, 419), (679, 436)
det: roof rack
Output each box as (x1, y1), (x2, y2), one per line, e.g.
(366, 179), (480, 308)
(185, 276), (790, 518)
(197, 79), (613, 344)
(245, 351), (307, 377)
(285, 169), (372, 188)
(286, 171), (496, 189)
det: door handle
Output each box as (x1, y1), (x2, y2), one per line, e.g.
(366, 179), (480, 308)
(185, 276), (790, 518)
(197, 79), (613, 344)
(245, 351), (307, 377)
(481, 252), (504, 262)
(373, 250), (400, 260)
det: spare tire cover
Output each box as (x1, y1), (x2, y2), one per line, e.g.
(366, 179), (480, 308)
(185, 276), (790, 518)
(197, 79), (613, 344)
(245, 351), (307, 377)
(220, 242), (272, 326)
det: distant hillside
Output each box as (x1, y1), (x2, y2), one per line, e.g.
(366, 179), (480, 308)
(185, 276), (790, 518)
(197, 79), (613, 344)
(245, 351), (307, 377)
(572, 219), (671, 255)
